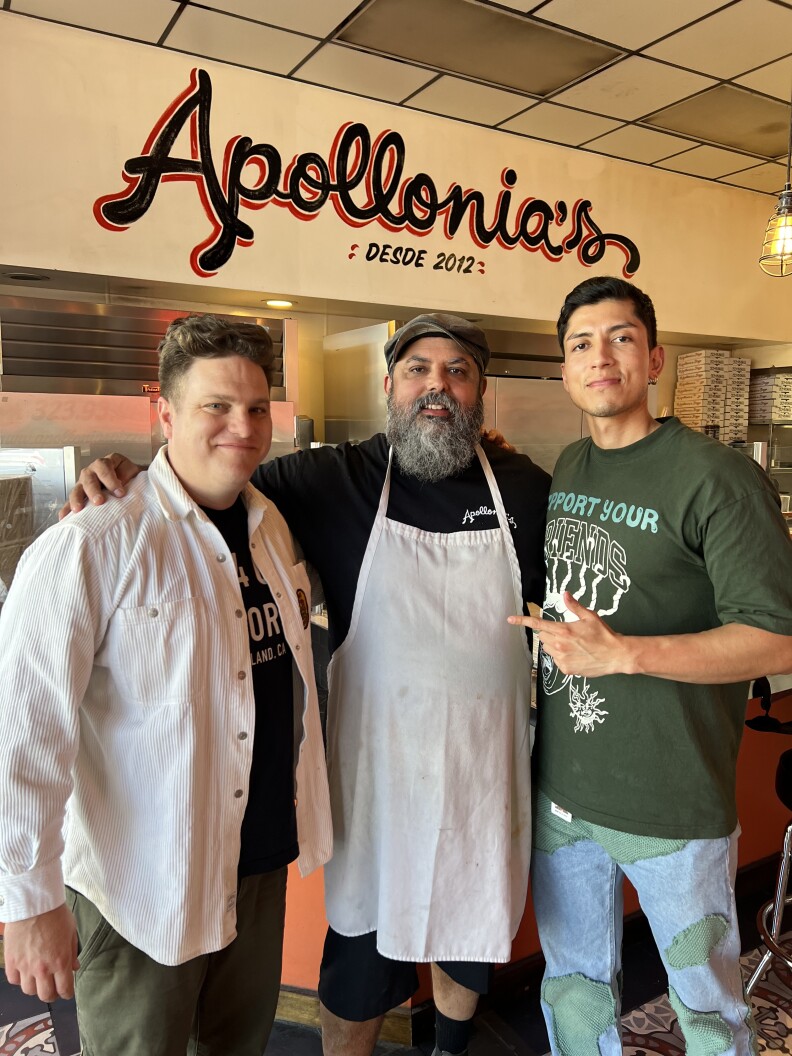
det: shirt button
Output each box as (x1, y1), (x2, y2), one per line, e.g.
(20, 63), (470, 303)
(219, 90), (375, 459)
(234, 789), (244, 798)
(295, 644), (301, 651)
(275, 591), (282, 598)
(0, 895), (5, 906)
(238, 731), (248, 740)
(235, 609), (243, 618)
(147, 607), (159, 618)
(250, 543), (256, 549)
(217, 553), (226, 563)
(237, 671), (246, 680)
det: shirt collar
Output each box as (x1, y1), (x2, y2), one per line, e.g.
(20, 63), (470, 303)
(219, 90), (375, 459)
(148, 446), (269, 530)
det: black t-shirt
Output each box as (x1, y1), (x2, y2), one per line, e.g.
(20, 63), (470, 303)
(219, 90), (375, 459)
(201, 498), (298, 876)
(254, 434), (550, 654)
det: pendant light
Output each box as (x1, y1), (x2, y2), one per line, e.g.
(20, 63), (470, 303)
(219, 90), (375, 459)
(759, 73), (792, 277)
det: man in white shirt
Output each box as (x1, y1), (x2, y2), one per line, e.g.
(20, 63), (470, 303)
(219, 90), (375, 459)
(0, 315), (332, 1056)
(64, 314), (551, 1056)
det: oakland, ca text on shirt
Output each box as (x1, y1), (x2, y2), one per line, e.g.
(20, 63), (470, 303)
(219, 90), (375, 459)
(231, 551), (289, 666)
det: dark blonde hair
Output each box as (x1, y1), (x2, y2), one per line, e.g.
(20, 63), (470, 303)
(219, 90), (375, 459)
(158, 314), (275, 402)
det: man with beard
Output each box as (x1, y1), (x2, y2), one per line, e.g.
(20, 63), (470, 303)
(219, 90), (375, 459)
(66, 313), (550, 1056)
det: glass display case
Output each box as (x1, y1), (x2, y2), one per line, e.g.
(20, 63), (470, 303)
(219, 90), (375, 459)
(0, 446), (80, 603)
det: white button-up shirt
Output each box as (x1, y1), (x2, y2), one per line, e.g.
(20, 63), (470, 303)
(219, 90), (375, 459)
(0, 447), (332, 965)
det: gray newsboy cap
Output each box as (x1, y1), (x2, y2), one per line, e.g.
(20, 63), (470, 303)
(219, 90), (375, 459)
(384, 313), (491, 375)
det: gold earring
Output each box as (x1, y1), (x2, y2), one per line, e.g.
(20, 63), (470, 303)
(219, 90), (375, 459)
(648, 376), (658, 385)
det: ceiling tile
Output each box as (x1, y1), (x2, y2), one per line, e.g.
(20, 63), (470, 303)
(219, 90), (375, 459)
(646, 85), (791, 158)
(339, 0), (620, 96)
(192, 0), (362, 38)
(737, 56), (792, 101)
(500, 102), (623, 144)
(10, 0), (177, 40)
(645, 0), (792, 79)
(655, 145), (763, 178)
(551, 55), (713, 120)
(535, 0), (727, 51)
(719, 162), (789, 194)
(294, 44), (435, 103)
(165, 5), (316, 74)
(406, 76), (531, 125)
(585, 125), (694, 163)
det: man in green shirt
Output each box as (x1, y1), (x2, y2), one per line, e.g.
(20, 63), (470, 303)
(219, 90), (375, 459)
(510, 275), (792, 1056)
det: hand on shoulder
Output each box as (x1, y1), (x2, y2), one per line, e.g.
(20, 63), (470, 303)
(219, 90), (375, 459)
(59, 453), (142, 519)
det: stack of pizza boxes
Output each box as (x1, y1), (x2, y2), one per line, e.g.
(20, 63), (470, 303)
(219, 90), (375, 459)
(749, 369), (792, 424)
(722, 356), (751, 444)
(674, 349), (728, 439)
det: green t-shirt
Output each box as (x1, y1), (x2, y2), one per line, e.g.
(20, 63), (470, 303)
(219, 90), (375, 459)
(536, 417), (792, 840)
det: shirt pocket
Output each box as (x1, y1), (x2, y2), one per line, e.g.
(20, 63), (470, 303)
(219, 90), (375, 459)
(111, 596), (206, 706)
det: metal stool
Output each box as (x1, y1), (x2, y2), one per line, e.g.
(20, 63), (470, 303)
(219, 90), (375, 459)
(746, 748), (792, 995)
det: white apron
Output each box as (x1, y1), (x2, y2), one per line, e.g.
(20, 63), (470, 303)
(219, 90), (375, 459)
(324, 445), (533, 963)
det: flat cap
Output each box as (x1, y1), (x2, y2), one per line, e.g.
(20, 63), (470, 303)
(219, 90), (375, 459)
(384, 313), (490, 375)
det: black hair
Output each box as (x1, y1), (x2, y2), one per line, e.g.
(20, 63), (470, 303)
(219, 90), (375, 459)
(556, 276), (658, 353)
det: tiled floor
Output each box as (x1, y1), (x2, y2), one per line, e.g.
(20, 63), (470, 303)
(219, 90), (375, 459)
(619, 946), (792, 1055)
(3, 937), (791, 1054)
(0, 988), (80, 1056)
(270, 943), (792, 1055)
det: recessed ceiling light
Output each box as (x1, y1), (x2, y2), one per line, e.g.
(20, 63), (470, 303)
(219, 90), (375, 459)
(265, 299), (294, 309)
(3, 270), (50, 282)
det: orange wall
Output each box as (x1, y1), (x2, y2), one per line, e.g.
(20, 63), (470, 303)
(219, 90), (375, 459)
(280, 691), (792, 997)
(282, 864), (327, 988)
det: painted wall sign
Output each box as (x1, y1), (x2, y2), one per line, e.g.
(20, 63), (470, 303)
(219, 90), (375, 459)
(94, 69), (640, 280)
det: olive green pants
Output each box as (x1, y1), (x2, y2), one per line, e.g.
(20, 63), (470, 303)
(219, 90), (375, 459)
(66, 867), (287, 1056)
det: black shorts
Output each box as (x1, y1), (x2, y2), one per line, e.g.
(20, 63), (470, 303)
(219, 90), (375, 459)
(318, 927), (493, 1021)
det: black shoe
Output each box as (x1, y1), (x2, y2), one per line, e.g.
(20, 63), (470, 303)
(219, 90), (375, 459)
(431, 1048), (468, 1056)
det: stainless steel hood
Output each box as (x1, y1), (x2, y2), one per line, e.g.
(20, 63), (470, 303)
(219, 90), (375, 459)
(0, 297), (299, 470)
(0, 296), (287, 399)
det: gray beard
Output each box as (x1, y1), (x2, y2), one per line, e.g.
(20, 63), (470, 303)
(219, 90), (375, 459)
(385, 390), (484, 482)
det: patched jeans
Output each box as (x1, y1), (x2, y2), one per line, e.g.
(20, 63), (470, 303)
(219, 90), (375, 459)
(532, 792), (757, 1056)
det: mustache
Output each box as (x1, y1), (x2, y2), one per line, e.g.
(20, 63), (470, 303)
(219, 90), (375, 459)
(410, 391), (459, 417)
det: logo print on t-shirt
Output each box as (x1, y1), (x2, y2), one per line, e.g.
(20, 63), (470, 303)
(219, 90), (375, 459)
(540, 517), (632, 733)
(297, 588), (309, 629)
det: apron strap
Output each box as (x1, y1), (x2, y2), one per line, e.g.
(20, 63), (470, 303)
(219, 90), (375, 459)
(377, 447), (394, 519)
(475, 445), (533, 663)
(330, 449), (393, 662)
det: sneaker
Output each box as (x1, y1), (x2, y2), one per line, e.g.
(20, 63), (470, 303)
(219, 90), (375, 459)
(431, 1048), (468, 1056)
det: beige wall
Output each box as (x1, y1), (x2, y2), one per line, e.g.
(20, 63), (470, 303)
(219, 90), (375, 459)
(736, 344), (792, 369)
(2, 13), (790, 348)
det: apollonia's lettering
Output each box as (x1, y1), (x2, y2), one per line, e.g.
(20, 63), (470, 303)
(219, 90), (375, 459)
(95, 68), (641, 279)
